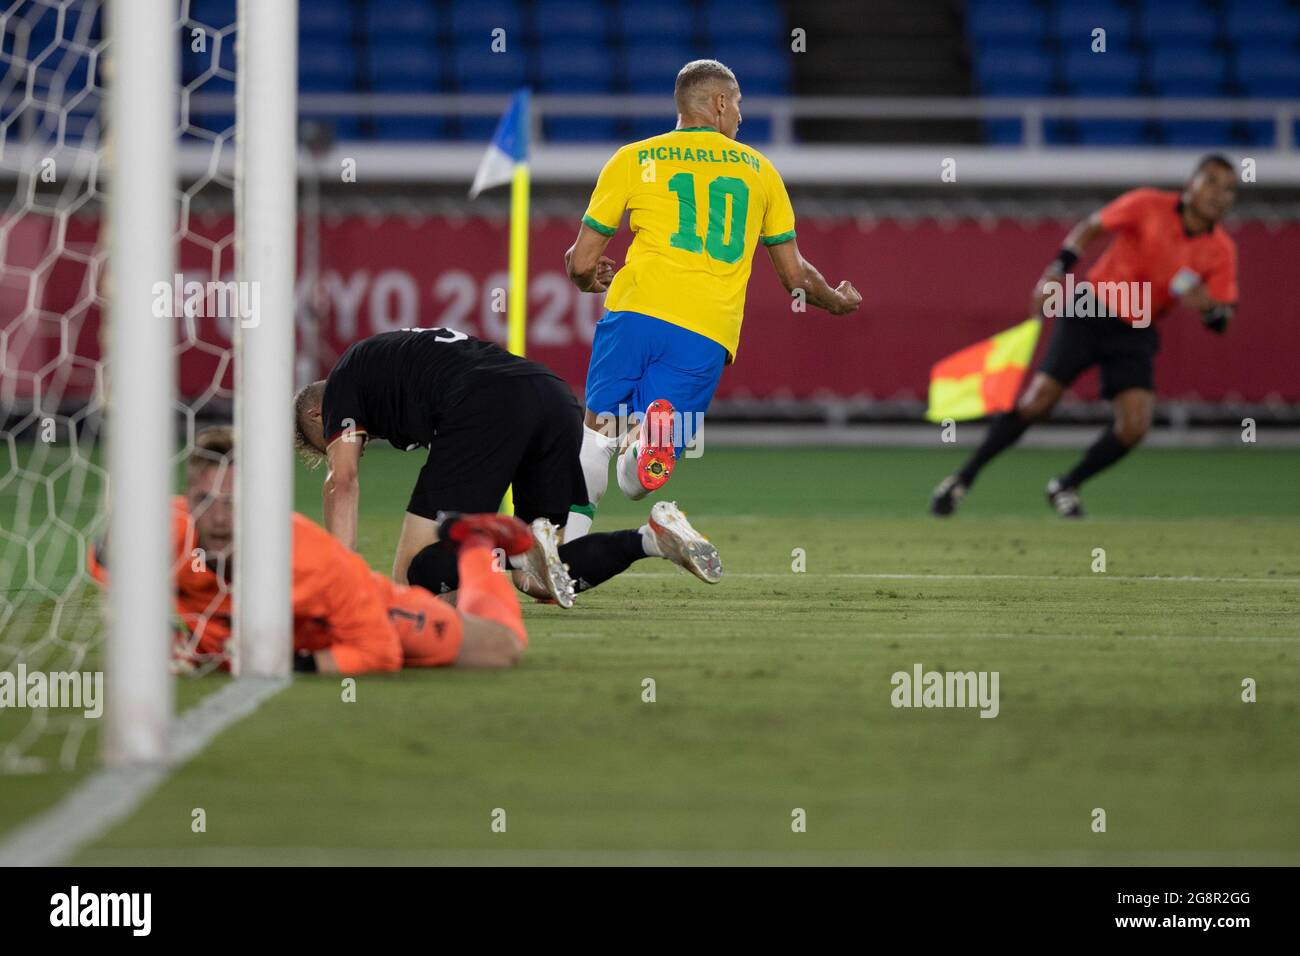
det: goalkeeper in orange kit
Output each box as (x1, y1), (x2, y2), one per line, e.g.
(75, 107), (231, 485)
(88, 426), (530, 673)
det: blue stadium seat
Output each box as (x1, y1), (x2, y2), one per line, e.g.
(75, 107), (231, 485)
(615, 1), (694, 41)
(1225, 2), (1300, 44)
(1050, 2), (1134, 49)
(973, 46), (1055, 95)
(1136, 0), (1217, 45)
(966, 0), (1047, 43)
(300, 113), (363, 142)
(451, 47), (529, 92)
(533, 0), (611, 41)
(543, 117), (620, 142)
(1158, 121), (1237, 146)
(367, 42), (441, 91)
(301, 0), (353, 38)
(710, 45), (791, 95)
(735, 118), (772, 143)
(448, 1), (525, 41)
(703, 0), (784, 45)
(623, 42), (697, 93)
(536, 45), (614, 93)
(625, 117), (679, 141)
(298, 38), (357, 92)
(363, 1), (439, 41)
(1061, 48), (1141, 96)
(373, 117), (448, 140)
(1148, 48), (1227, 97)
(1234, 50), (1300, 96)
(1076, 120), (1152, 145)
(981, 119), (1025, 145)
(190, 0), (237, 29)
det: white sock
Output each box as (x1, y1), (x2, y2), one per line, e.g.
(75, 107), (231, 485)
(639, 523), (662, 557)
(616, 441), (651, 500)
(565, 425), (618, 541)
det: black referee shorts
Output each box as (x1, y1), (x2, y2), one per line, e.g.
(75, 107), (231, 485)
(1039, 313), (1159, 399)
(406, 374), (588, 527)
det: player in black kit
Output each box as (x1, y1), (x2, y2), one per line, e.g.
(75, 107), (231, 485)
(293, 327), (722, 608)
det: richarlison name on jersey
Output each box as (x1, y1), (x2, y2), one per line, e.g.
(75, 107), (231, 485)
(636, 145), (762, 173)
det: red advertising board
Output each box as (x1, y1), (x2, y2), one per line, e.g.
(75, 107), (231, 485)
(8, 213), (1298, 405)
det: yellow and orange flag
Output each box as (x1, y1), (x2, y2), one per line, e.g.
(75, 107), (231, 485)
(925, 318), (1041, 422)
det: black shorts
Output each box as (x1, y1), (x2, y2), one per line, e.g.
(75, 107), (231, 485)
(1038, 313), (1159, 399)
(406, 373), (587, 527)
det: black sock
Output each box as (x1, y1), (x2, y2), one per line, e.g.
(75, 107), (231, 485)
(559, 530), (647, 593)
(406, 541), (461, 594)
(1061, 428), (1133, 489)
(957, 411), (1031, 486)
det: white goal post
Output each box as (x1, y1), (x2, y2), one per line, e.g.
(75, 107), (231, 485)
(233, 0), (296, 678)
(102, 0), (179, 765)
(0, 0), (297, 773)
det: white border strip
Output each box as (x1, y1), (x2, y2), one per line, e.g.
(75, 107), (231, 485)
(625, 571), (1300, 585)
(0, 677), (289, 867)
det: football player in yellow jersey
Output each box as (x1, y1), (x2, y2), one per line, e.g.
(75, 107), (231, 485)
(563, 59), (861, 539)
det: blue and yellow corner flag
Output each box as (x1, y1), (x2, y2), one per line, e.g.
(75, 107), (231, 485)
(469, 88), (529, 199)
(468, 89), (531, 515)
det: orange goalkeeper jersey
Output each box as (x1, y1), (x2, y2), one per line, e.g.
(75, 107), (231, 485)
(87, 497), (460, 673)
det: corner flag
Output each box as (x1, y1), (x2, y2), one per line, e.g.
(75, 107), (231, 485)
(468, 88), (529, 361)
(925, 318), (1041, 422)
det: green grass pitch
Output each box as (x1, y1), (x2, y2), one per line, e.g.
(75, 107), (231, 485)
(3, 444), (1299, 864)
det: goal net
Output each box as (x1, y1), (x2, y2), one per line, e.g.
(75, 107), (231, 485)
(0, 0), (290, 775)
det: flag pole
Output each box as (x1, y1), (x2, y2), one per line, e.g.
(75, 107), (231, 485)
(507, 160), (529, 358)
(503, 91), (530, 514)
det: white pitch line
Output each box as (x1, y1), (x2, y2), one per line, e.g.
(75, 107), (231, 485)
(0, 676), (289, 867)
(623, 571), (1300, 585)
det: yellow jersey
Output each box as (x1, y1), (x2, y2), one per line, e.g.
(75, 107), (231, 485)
(581, 127), (796, 360)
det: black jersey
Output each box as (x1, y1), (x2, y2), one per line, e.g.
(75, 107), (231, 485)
(321, 328), (561, 450)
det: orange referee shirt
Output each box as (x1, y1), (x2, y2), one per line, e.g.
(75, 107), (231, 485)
(1088, 188), (1238, 325)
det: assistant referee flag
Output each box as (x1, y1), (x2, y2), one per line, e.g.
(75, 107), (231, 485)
(925, 318), (1041, 422)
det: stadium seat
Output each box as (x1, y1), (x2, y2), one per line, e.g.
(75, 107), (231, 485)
(1148, 48), (1228, 97)
(1049, 2), (1134, 49)
(1157, 121), (1237, 146)
(703, 0), (784, 45)
(1225, 2), (1300, 44)
(533, 0), (611, 42)
(451, 46), (529, 92)
(1234, 50), (1300, 97)
(973, 46), (1055, 96)
(448, 1), (525, 41)
(625, 117), (679, 141)
(367, 42), (441, 91)
(373, 117), (448, 140)
(363, 1), (440, 41)
(966, 0), (1047, 43)
(298, 38), (358, 93)
(1074, 119), (1153, 146)
(300, 113), (363, 143)
(623, 42), (698, 94)
(709, 45), (791, 95)
(1135, 0), (1218, 45)
(1061, 48), (1141, 97)
(536, 44), (612, 93)
(615, 1), (695, 42)
(543, 117), (620, 142)
(189, 0), (237, 29)
(301, 0), (354, 39)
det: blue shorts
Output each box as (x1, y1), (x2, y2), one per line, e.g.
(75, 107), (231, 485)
(583, 310), (727, 456)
